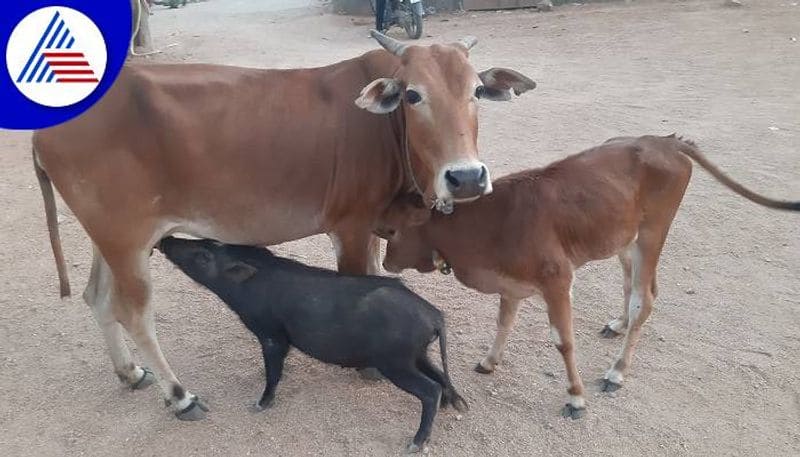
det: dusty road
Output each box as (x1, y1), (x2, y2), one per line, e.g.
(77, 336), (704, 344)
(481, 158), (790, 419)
(1, 0), (799, 455)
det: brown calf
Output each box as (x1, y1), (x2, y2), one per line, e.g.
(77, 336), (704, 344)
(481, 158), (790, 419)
(377, 134), (799, 419)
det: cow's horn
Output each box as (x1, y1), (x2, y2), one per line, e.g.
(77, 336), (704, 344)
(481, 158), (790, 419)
(370, 30), (407, 56)
(457, 36), (478, 51)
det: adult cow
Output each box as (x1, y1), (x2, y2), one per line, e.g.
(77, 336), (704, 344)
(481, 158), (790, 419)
(32, 32), (536, 419)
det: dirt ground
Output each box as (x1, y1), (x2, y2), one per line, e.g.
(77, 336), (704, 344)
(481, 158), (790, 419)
(1, 0), (799, 455)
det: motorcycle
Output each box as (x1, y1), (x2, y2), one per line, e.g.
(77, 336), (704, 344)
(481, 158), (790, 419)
(370, 0), (424, 40)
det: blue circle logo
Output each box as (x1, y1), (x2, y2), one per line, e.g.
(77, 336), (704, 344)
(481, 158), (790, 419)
(0, 1), (131, 129)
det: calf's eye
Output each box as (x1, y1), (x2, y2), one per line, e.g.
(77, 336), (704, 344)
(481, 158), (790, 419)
(475, 86), (486, 99)
(405, 89), (422, 105)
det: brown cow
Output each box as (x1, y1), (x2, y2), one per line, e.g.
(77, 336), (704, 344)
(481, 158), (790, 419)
(33, 31), (536, 420)
(377, 134), (799, 419)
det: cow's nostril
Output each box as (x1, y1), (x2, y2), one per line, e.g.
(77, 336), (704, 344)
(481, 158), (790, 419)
(445, 170), (460, 188)
(478, 166), (488, 187)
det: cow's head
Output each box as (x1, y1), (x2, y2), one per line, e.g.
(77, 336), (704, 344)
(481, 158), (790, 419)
(375, 194), (436, 273)
(356, 31), (536, 213)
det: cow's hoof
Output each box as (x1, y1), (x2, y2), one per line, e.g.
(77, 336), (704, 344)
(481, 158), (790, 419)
(600, 325), (622, 338)
(357, 367), (384, 381)
(560, 403), (586, 420)
(601, 379), (622, 393)
(129, 367), (155, 390)
(473, 362), (494, 374)
(175, 396), (209, 421)
(406, 443), (425, 454)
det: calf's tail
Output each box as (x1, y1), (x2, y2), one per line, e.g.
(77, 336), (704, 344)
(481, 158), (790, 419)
(435, 325), (469, 412)
(673, 135), (800, 211)
(33, 147), (71, 298)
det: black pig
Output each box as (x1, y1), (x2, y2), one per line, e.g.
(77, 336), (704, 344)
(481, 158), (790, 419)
(158, 236), (467, 452)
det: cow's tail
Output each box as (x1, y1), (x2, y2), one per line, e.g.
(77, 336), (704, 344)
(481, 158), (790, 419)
(33, 147), (71, 298)
(672, 135), (800, 211)
(435, 323), (469, 412)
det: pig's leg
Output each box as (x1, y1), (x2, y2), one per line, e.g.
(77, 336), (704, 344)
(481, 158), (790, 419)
(417, 356), (467, 412)
(254, 336), (289, 411)
(379, 365), (442, 453)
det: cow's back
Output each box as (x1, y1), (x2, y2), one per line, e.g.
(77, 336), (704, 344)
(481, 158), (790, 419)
(33, 57), (403, 248)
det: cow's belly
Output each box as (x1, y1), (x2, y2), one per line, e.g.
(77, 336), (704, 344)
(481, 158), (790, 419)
(166, 200), (325, 247)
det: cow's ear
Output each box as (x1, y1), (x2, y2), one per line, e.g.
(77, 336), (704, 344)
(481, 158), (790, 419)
(477, 68), (536, 101)
(222, 261), (257, 283)
(355, 78), (402, 114)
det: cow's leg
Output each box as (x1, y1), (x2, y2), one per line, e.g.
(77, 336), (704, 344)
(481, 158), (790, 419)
(601, 249), (633, 338)
(329, 229), (382, 379)
(543, 274), (586, 419)
(84, 246), (154, 390)
(602, 231), (666, 392)
(328, 229), (380, 275)
(108, 251), (208, 420)
(475, 295), (522, 374)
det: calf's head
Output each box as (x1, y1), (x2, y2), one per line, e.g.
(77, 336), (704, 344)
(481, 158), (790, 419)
(376, 195), (437, 274)
(356, 31), (536, 212)
(157, 237), (260, 289)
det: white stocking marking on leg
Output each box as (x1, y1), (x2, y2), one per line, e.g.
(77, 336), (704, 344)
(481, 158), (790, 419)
(549, 325), (562, 347)
(569, 395), (586, 409)
(604, 368), (624, 385)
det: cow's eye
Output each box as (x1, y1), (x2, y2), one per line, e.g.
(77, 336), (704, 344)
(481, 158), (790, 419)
(475, 85), (486, 99)
(405, 89), (422, 104)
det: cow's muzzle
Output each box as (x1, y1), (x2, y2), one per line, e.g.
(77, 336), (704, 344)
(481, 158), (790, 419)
(443, 164), (491, 201)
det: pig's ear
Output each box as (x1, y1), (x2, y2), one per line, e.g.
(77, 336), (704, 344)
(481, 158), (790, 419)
(223, 261), (257, 283)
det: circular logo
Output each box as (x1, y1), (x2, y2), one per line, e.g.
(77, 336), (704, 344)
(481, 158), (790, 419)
(0, 1), (130, 130)
(5, 7), (107, 107)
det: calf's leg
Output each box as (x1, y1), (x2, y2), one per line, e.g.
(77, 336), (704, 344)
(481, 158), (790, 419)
(475, 295), (522, 374)
(602, 250), (633, 338)
(378, 365), (442, 453)
(602, 229), (666, 392)
(543, 274), (586, 419)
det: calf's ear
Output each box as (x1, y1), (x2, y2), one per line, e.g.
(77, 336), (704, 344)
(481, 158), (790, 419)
(391, 193), (431, 227)
(355, 78), (402, 114)
(223, 261), (257, 283)
(477, 68), (536, 101)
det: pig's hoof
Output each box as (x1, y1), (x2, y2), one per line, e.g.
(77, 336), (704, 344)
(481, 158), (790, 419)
(473, 362), (494, 374)
(249, 403), (266, 413)
(129, 367), (155, 390)
(560, 403), (586, 420)
(601, 379), (622, 393)
(357, 367), (384, 381)
(175, 396), (209, 421)
(600, 325), (621, 339)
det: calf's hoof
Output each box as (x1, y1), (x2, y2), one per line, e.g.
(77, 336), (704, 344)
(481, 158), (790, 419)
(406, 443), (426, 454)
(600, 325), (622, 339)
(175, 396), (210, 421)
(560, 403), (586, 420)
(129, 367), (155, 390)
(601, 379), (622, 393)
(473, 362), (494, 375)
(357, 367), (384, 381)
